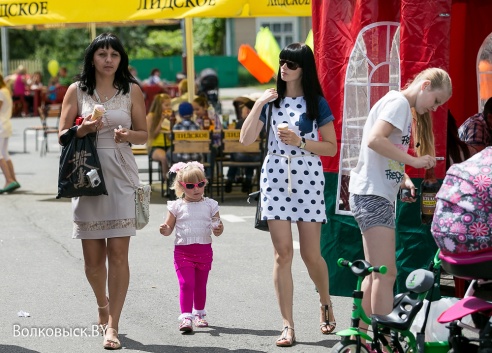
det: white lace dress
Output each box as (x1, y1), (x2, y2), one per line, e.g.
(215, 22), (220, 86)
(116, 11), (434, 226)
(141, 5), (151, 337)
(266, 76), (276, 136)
(72, 84), (140, 239)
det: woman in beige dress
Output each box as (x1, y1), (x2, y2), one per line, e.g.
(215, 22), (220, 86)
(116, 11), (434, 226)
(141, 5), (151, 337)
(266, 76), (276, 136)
(58, 33), (147, 350)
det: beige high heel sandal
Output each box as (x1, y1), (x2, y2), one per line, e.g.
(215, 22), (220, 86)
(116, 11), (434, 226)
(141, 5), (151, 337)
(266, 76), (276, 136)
(103, 328), (121, 350)
(276, 326), (295, 347)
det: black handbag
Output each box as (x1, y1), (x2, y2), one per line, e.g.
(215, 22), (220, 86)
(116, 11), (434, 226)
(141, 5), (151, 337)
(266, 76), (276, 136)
(56, 126), (108, 199)
(247, 103), (273, 232)
(248, 190), (269, 231)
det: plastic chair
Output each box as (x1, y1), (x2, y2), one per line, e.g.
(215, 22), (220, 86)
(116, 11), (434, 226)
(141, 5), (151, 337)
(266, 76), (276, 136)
(12, 95), (28, 117)
(148, 155), (166, 197)
(142, 85), (165, 113)
(217, 129), (263, 202)
(38, 104), (61, 156)
(23, 104), (60, 153)
(53, 86), (68, 104)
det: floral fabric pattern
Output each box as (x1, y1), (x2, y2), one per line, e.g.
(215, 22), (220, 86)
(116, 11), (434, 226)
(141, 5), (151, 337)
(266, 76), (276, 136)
(432, 147), (492, 255)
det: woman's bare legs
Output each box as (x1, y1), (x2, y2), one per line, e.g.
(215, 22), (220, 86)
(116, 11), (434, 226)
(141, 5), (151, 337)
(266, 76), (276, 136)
(151, 148), (168, 179)
(359, 226), (397, 333)
(269, 220), (295, 335)
(106, 236), (130, 341)
(81, 239), (109, 327)
(0, 158), (16, 187)
(6, 159), (17, 182)
(297, 222), (336, 332)
(81, 237), (130, 345)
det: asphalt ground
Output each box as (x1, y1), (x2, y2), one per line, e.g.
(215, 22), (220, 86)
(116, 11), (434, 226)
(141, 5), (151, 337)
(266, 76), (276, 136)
(0, 113), (355, 353)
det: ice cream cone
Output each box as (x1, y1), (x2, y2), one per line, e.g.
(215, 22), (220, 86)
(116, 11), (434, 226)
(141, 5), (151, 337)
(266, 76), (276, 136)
(277, 123), (289, 131)
(91, 104), (105, 121)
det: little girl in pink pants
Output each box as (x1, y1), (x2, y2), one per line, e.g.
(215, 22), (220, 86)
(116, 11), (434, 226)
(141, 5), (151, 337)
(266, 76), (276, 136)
(160, 161), (224, 332)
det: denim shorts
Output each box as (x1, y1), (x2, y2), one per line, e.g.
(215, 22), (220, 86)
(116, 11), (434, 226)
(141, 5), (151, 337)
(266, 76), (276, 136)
(349, 194), (395, 232)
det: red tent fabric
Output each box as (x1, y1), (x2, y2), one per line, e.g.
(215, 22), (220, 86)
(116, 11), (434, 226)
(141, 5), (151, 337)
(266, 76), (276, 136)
(312, 0), (400, 173)
(313, 0), (492, 297)
(448, 1), (492, 126)
(313, 0), (450, 178)
(399, 0), (451, 179)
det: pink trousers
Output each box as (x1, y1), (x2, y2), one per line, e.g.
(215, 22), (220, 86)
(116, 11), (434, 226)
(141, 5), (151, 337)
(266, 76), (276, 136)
(174, 243), (213, 314)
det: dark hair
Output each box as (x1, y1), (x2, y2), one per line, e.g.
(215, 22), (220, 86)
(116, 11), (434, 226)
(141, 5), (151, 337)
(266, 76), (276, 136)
(193, 96), (209, 109)
(75, 33), (137, 96)
(447, 110), (470, 170)
(151, 68), (160, 76)
(243, 99), (255, 110)
(483, 97), (492, 116)
(275, 42), (323, 120)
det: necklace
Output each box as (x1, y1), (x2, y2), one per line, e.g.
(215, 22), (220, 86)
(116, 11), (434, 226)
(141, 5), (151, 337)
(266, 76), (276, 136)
(95, 89), (112, 102)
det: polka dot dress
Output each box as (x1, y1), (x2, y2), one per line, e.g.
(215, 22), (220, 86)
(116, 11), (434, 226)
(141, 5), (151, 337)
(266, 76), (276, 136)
(260, 97), (326, 223)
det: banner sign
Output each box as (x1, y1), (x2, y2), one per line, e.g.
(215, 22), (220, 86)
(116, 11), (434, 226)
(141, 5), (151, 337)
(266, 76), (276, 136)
(223, 130), (241, 140)
(0, 0), (310, 26)
(248, 0), (311, 17)
(0, 0), (245, 26)
(173, 131), (210, 141)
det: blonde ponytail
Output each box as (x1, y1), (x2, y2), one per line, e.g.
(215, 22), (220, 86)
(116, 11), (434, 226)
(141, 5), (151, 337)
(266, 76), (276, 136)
(413, 111), (435, 157)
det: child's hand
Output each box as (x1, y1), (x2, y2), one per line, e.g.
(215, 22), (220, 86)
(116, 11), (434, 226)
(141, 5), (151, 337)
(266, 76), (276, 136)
(159, 223), (172, 236)
(212, 222), (223, 237)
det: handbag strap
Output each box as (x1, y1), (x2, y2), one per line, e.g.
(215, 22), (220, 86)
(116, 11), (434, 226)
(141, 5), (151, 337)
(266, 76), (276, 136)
(264, 103), (273, 154)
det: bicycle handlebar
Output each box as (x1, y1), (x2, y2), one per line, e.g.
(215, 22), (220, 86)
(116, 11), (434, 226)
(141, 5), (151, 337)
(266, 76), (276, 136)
(338, 258), (387, 277)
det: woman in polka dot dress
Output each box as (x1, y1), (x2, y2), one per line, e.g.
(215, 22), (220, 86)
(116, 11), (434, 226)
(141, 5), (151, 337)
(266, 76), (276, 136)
(240, 43), (337, 347)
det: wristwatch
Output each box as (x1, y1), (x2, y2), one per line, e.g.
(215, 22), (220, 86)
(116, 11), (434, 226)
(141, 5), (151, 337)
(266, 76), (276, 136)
(299, 137), (306, 149)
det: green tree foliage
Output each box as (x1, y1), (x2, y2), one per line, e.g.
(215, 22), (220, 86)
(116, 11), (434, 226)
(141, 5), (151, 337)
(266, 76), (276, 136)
(131, 18), (225, 58)
(3, 19), (225, 81)
(136, 28), (183, 58)
(192, 18), (225, 55)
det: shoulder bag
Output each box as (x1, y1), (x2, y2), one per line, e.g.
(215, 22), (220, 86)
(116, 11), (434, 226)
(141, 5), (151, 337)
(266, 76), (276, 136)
(247, 103), (272, 232)
(106, 113), (151, 230)
(56, 126), (108, 199)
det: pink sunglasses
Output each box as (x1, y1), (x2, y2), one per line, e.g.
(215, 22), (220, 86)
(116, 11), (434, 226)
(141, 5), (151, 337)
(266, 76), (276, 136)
(179, 180), (206, 189)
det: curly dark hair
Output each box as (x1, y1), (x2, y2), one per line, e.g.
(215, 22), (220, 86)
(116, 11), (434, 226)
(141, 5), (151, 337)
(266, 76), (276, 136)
(75, 33), (137, 96)
(274, 43), (324, 121)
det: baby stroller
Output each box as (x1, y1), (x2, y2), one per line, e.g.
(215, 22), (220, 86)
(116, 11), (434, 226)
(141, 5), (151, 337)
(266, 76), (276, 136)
(196, 68), (221, 114)
(437, 252), (492, 353)
(431, 147), (492, 353)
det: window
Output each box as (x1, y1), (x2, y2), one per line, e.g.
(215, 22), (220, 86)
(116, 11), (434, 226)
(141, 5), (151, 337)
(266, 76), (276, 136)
(477, 33), (492, 112)
(256, 17), (298, 48)
(336, 22), (401, 215)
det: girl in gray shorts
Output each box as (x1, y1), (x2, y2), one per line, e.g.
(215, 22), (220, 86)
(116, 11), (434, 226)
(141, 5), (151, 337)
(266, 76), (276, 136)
(347, 68), (452, 331)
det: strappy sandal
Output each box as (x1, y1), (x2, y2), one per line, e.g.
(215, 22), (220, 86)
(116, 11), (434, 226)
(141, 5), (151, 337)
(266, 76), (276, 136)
(276, 326), (295, 347)
(179, 317), (193, 332)
(98, 297), (109, 335)
(103, 328), (121, 350)
(194, 314), (208, 328)
(320, 302), (337, 335)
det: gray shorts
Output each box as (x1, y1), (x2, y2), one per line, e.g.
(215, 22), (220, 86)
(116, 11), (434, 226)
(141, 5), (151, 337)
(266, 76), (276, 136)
(349, 194), (395, 232)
